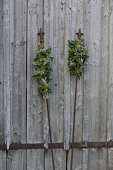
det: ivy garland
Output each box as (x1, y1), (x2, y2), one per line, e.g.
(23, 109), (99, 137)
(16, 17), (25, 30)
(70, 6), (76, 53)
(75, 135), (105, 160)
(68, 39), (89, 79)
(32, 43), (54, 98)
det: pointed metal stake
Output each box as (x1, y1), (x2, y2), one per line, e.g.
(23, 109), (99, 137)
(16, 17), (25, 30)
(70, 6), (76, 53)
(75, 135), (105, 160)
(37, 29), (55, 169)
(37, 28), (45, 43)
(70, 28), (83, 170)
(76, 28), (84, 40)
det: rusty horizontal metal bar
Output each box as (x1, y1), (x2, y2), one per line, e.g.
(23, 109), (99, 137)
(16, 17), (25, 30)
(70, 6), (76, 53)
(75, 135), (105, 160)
(9, 143), (44, 150)
(70, 141), (113, 148)
(1, 141), (113, 150)
(9, 143), (64, 150)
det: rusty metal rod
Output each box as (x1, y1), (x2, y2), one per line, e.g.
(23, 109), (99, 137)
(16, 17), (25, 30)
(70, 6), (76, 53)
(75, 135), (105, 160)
(70, 28), (84, 170)
(46, 99), (55, 170)
(70, 78), (78, 170)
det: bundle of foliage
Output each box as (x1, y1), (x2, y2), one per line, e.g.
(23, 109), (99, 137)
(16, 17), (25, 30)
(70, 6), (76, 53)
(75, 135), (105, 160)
(32, 43), (54, 98)
(68, 39), (89, 79)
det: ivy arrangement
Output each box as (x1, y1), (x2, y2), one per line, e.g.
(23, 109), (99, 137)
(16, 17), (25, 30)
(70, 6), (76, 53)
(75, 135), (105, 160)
(68, 39), (89, 79)
(32, 43), (54, 98)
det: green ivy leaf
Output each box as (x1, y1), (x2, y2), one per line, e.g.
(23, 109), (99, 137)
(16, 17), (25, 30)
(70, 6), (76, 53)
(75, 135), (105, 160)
(68, 39), (89, 79)
(32, 43), (54, 98)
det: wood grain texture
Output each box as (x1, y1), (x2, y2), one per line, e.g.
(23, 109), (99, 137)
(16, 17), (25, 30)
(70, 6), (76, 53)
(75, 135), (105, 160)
(1, 0), (113, 169)
(6, 151), (26, 170)
(67, 0), (84, 169)
(107, 0), (113, 142)
(9, 0), (27, 144)
(43, 0), (50, 149)
(27, 0), (44, 169)
(0, 151), (6, 170)
(3, 0), (10, 150)
(107, 0), (113, 169)
(43, 0), (51, 168)
(43, 1), (55, 168)
(3, 0), (10, 169)
(6, 0), (27, 169)
(83, 0), (109, 169)
(64, 0), (71, 151)
(83, 148), (107, 170)
(83, 0), (108, 142)
(44, 0), (66, 169)
(0, 0), (4, 145)
(0, 1), (6, 170)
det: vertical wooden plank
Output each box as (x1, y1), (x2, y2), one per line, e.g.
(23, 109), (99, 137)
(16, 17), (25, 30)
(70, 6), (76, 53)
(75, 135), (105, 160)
(9, 0), (26, 144)
(0, 152), (6, 170)
(0, 0), (6, 169)
(27, 0), (44, 169)
(0, 0), (5, 145)
(72, 0), (84, 142)
(7, 151), (26, 170)
(44, 0), (66, 169)
(83, 149), (107, 170)
(71, 0), (84, 169)
(83, 0), (109, 169)
(3, 0), (10, 150)
(107, 0), (113, 169)
(43, 0), (52, 166)
(3, 0), (10, 169)
(64, 0), (71, 151)
(107, 149), (113, 170)
(43, 0), (50, 150)
(67, 0), (84, 169)
(83, 0), (108, 143)
(6, 0), (27, 169)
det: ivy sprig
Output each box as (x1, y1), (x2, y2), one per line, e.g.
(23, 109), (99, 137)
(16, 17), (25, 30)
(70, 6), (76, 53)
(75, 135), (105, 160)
(68, 39), (89, 79)
(32, 43), (54, 98)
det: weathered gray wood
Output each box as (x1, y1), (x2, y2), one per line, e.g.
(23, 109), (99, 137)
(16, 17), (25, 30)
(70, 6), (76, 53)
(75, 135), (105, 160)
(83, 149), (107, 170)
(107, 0), (113, 169)
(1, 0), (113, 169)
(6, 151), (26, 170)
(67, 0), (84, 169)
(83, 0), (108, 142)
(43, 0), (53, 168)
(7, 0), (27, 144)
(0, 1), (6, 170)
(0, 152), (6, 170)
(64, 0), (71, 151)
(71, 0), (84, 147)
(27, 0), (44, 169)
(83, 0), (109, 169)
(67, 149), (83, 170)
(108, 149), (113, 170)
(0, 0), (4, 145)
(43, 0), (50, 150)
(3, 0), (10, 169)
(6, 0), (27, 169)
(3, 0), (10, 150)
(44, 0), (66, 169)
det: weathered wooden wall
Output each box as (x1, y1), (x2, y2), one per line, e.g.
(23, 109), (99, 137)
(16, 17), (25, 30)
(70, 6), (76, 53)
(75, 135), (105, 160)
(0, 0), (113, 169)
